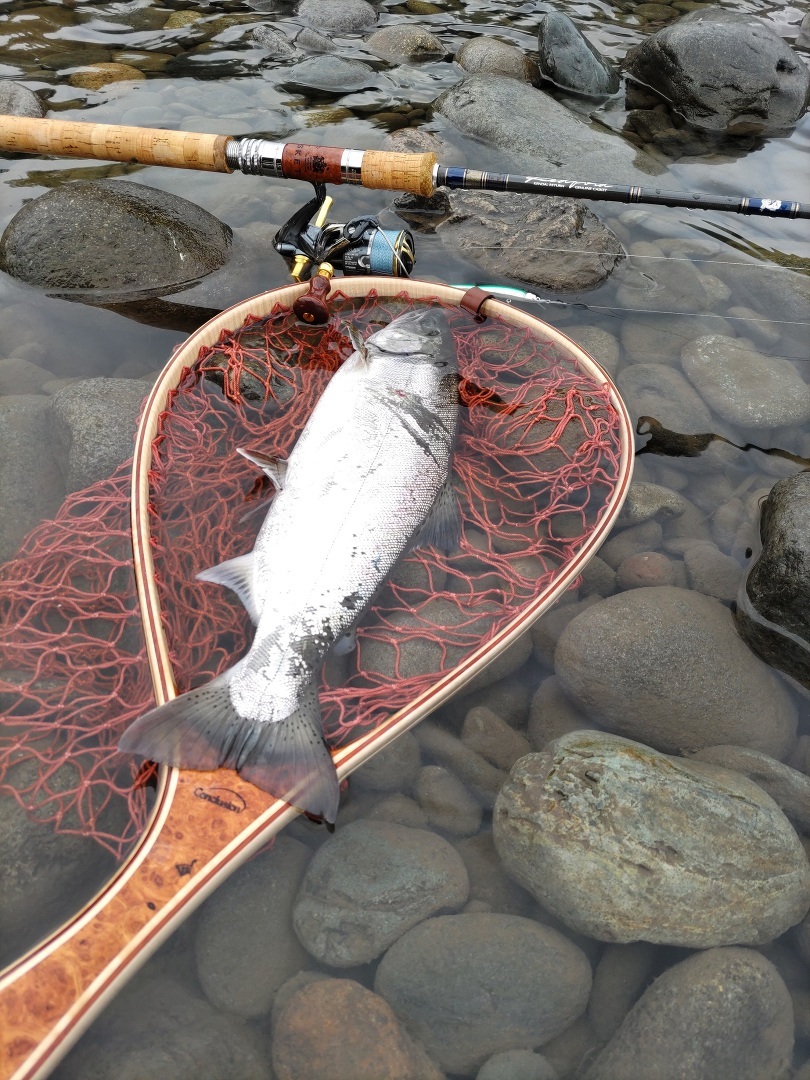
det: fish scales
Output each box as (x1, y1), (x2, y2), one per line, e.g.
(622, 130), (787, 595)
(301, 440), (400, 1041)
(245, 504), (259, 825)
(120, 309), (459, 823)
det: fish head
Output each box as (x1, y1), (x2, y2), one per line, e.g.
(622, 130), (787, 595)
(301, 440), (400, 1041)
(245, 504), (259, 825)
(366, 309), (457, 371)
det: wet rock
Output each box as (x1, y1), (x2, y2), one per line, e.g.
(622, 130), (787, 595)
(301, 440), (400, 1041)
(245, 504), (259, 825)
(617, 481), (688, 526)
(617, 362), (713, 433)
(564, 327), (620, 378)
(455, 677), (532, 730)
(194, 837), (311, 1018)
(272, 978), (443, 1080)
(0, 395), (64, 560)
(292, 820), (468, 966)
(542, 1016), (598, 1079)
(734, 472), (810, 690)
(434, 76), (663, 184)
(55, 973), (271, 1080)
(461, 706), (531, 770)
(281, 55), (383, 92)
(297, 0), (377, 33)
(587, 942), (659, 1042)
(416, 765), (482, 836)
(0, 180), (232, 299)
(555, 587), (797, 758)
(536, 12), (619, 97)
(493, 731), (810, 945)
(620, 312), (734, 366)
(623, 9), (810, 135)
(50, 378), (151, 491)
(455, 38), (539, 82)
(0, 80), (44, 117)
(597, 520), (663, 569)
(527, 675), (594, 751)
(68, 62), (145, 89)
(581, 948), (794, 1080)
(531, 596), (602, 668)
(617, 551), (675, 589)
(415, 721), (509, 805)
(477, 1049), (558, 1080)
(351, 731), (421, 792)
(436, 190), (623, 292)
(683, 539), (741, 600)
(293, 25), (335, 52)
(367, 24), (445, 62)
(615, 250), (723, 315)
(0, 357), (54, 395)
(690, 744), (810, 833)
(375, 913), (592, 1075)
(579, 555), (617, 597)
(366, 793), (428, 828)
(252, 24), (296, 57)
(681, 335), (810, 431)
(455, 833), (535, 917)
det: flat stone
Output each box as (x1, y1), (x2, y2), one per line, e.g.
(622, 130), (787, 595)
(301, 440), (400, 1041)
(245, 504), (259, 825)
(68, 62), (145, 89)
(554, 587), (797, 759)
(0, 395), (64, 561)
(281, 55), (382, 92)
(50, 378), (151, 491)
(581, 948), (794, 1080)
(681, 334), (810, 430)
(375, 913), (592, 1075)
(493, 732), (810, 946)
(272, 978), (443, 1080)
(292, 820), (468, 967)
(194, 837), (311, 1018)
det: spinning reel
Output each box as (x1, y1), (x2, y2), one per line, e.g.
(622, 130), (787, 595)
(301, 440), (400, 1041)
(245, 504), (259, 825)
(274, 183), (415, 324)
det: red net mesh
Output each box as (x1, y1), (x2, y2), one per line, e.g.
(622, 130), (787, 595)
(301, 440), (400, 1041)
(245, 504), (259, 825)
(0, 290), (623, 857)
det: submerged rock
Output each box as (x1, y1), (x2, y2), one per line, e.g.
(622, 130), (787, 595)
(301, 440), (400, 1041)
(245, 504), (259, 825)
(554, 586), (797, 759)
(280, 55), (383, 93)
(252, 24), (296, 57)
(536, 13), (619, 97)
(375, 912), (592, 1075)
(0, 395), (64, 560)
(455, 38), (539, 82)
(623, 9), (810, 135)
(367, 24), (445, 62)
(292, 820), (468, 967)
(436, 190), (623, 292)
(690, 744), (810, 833)
(581, 948), (794, 1080)
(616, 364), (712, 433)
(734, 472), (810, 690)
(493, 732), (810, 946)
(0, 180), (232, 299)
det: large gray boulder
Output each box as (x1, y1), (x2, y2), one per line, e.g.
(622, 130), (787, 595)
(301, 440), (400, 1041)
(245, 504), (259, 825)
(734, 472), (810, 690)
(434, 75), (665, 183)
(0, 180), (232, 299)
(493, 732), (810, 946)
(623, 8), (810, 135)
(536, 13), (619, 97)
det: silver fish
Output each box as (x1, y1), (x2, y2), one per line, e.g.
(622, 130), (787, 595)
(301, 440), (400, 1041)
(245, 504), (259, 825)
(119, 309), (460, 823)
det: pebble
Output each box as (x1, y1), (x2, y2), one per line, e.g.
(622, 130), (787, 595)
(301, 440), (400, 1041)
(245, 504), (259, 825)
(597, 520), (663, 569)
(616, 551), (675, 589)
(726, 305), (781, 349)
(455, 38), (539, 83)
(578, 555), (617, 597)
(542, 1016), (599, 1080)
(494, 731), (810, 946)
(293, 26), (335, 52)
(477, 1049), (559, 1080)
(527, 675), (594, 752)
(365, 793), (428, 829)
(690, 744), (810, 833)
(461, 706), (532, 770)
(415, 721), (509, 805)
(581, 948), (794, 1080)
(554, 586), (797, 759)
(454, 677), (533, 729)
(297, 0), (377, 33)
(350, 731), (421, 792)
(415, 764), (483, 836)
(375, 913), (592, 1075)
(49, 378), (152, 492)
(454, 832), (536, 917)
(292, 819), (468, 966)
(616, 481), (688, 526)
(681, 334), (810, 431)
(587, 942), (659, 1041)
(194, 836), (311, 1018)
(366, 25), (445, 62)
(682, 539), (741, 600)
(272, 977), (443, 1080)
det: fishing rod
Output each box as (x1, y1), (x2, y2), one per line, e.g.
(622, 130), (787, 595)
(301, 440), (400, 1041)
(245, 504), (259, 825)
(1, 116), (808, 220)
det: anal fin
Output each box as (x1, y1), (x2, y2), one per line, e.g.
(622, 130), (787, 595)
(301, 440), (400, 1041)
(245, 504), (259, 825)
(409, 476), (462, 553)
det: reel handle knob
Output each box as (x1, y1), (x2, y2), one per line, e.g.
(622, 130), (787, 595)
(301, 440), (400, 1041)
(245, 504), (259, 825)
(293, 263), (334, 325)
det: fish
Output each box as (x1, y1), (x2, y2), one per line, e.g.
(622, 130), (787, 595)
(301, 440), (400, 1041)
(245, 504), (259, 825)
(119, 308), (460, 824)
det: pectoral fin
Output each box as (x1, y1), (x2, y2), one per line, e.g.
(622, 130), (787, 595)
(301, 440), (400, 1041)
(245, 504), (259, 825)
(197, 554), (260, 624)
(237, 447), (288, 491)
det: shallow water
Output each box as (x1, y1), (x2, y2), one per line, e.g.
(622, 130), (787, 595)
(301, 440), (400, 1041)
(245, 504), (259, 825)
(1, 0), (810, 1076)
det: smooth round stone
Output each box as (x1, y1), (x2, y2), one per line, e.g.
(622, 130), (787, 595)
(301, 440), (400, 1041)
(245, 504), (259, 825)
(617, 363), (712, 433)
(367, 24), (445, 62)
(616, 551), (675, 589)
(461, 706), (531, 770)
(281, 55), (381, 92)
(272, 978), (443, 1080)
(493, 731), (810, 946)
(564, 326), (620, 377)
(683, 539), (741, 600)
(455, 37), (539, 82)
(477, 1049), (558, 1080)
(454, 832), (536, 917)
(351, 731), (421, 792)
(375, 913), (592, 1075)
(554, 586), (797, 759)
(597, 520), (663, 570)
(0, 79), (44, 117)
(68, 62), (145, 89)
(691, 744), (810, 833)
(617, 481), (687, 526)
(292, 820), (468, 966)
(681, 334), (810, 430)
(293, 26), (335, 52)
(0, 357), (53, 395)
(620, 313), (733, 366)
(527, 675), (593, 752)
(297, 0), (377, 33)
(252, 24), (296, 57)
(414, 722), (509, 806)
(581, 948), (794, 1080)
(415, 764), (482, 836)
(587, 942), (658, 1041)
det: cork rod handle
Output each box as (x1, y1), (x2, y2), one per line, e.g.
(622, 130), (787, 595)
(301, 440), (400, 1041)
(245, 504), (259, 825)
(0, 116), (232, 172)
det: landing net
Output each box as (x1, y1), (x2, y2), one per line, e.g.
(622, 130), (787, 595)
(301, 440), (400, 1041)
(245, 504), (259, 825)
(0, 289), (625, 857)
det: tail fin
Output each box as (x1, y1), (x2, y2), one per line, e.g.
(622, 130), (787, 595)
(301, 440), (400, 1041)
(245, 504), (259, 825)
(118, 675), (340, 824)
